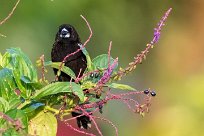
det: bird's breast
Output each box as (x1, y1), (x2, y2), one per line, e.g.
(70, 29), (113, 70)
(51, 42), (82, 62)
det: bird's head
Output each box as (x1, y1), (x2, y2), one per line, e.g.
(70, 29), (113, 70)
(56, 24), (80, 43)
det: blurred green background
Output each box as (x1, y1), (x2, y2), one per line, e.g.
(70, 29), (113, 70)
(1, 0), (204, 136)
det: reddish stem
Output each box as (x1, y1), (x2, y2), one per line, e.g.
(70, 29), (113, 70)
(94, 116), (118, 136)
(0, 0), (20, 26)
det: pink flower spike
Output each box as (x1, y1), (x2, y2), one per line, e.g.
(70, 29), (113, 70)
(151, 8), (172, 44)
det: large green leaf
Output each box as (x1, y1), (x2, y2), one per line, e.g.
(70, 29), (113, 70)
(33, 82), (84, 102)
(44, 61), (76, 79)
(2, 48), (38, 82)
(1, 48), (38, 98)
(28, 111), (57, 136)
(22, 102), (44, 114)
(0, 68), (21, 112)
(20, 76), (44, 90)
(13, 69), (29, 98)
(108, 83), (136, 91)
(92, 54), (118, 71)
(0, 68), (18, 102)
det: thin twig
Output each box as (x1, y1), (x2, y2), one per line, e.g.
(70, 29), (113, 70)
(61, 15), (92, 62)
(0, 0), (20, 26)
(78, 107), (103, 136)
(111, 8), (172, 81)
(0, 112), (23, 130)
(64, 122), (96, 136)
(94, 116), (118, 136)
(40, 55), (45, 82)
(108, 41), (112, 69)
(0, 0), (21, 37)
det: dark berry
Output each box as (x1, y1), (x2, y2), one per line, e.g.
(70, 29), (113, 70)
(144, 89), (150, 94)
(99, 104), (103, 109)
(90, 73), (94, 78)
(150, 91), (156, 96)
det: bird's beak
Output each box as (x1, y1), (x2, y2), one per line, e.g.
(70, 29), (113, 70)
(60, 28), (70, 38)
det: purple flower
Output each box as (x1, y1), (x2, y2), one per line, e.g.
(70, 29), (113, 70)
(98, 58), (118, 85)
(151, 8), (172, 44)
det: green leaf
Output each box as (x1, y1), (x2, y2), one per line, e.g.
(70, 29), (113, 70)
(80, 45), (94, 71)
(92, 54), (118, 71)
(1, 48), (38, 98)
(20, 76), (44, 90)
(81, 54), (118, 83)
(22, 102), (44, 114)
(8, 98), (22, 111)
(33, 82), (84, 102)
(81, 81), (96, 90)
(2, 48), (38, 82)
(0, 68), (21, 111)
(108, 83), (136, 91)
(2, 128), (22, 136)
(0, 68), (18, 102)
(28, 111), (57, 136)
(0, 97), (9, 112)
(13, 69), (29, 98)
(44, 61), (76, 79)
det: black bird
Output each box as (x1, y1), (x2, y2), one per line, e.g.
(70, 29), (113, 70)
(51, 24), (87, 81)
(51, 24), (91, 129)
